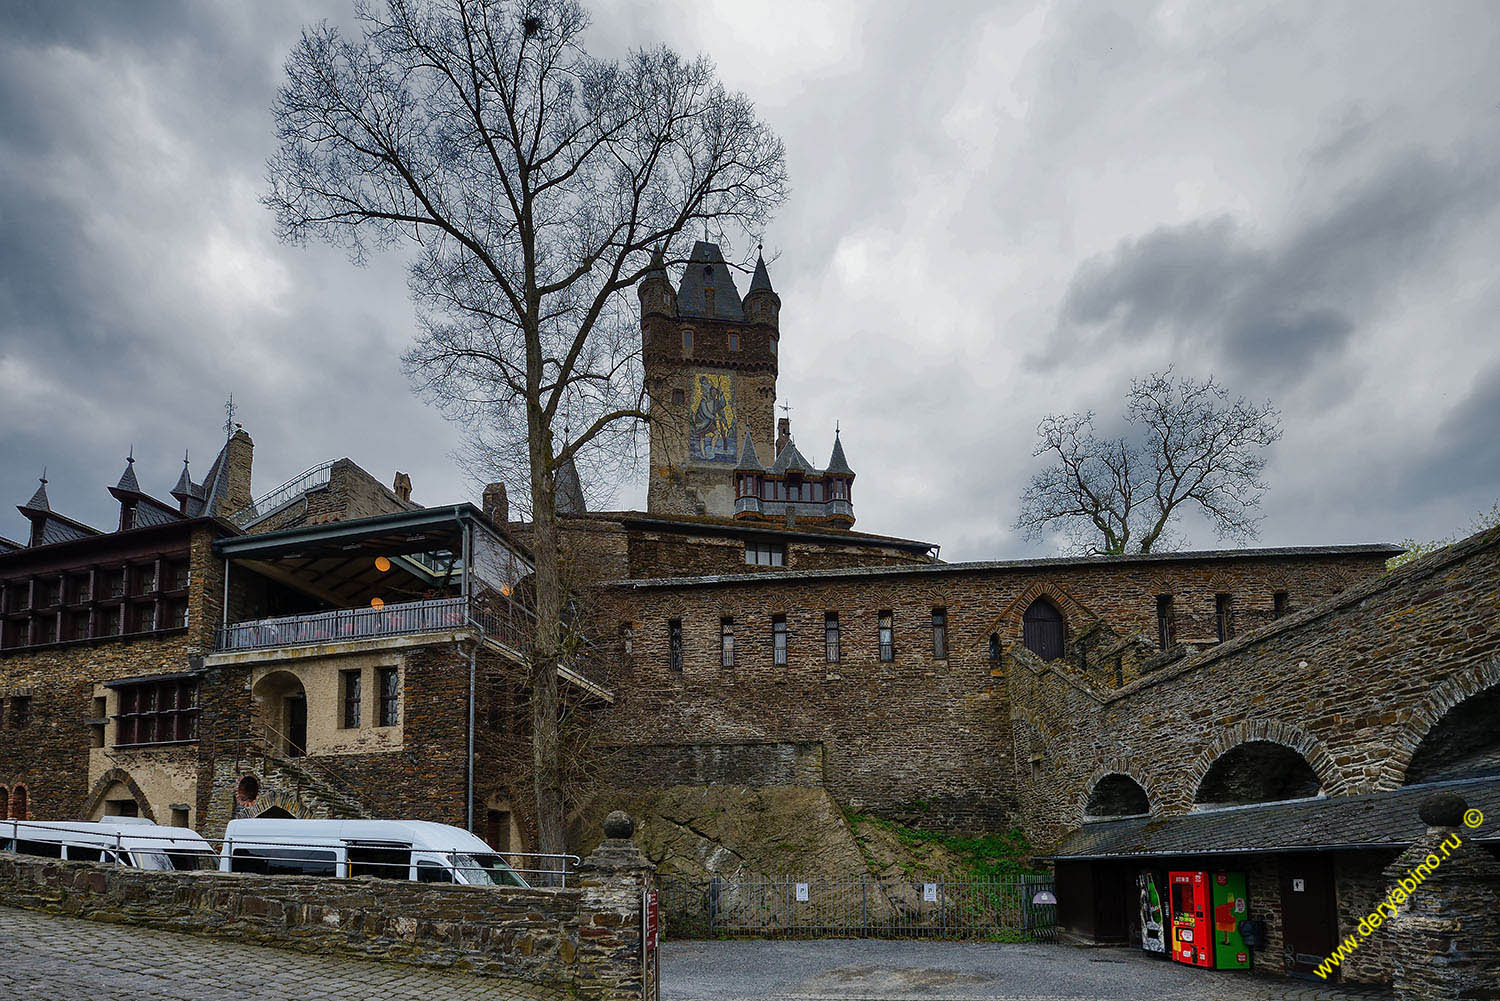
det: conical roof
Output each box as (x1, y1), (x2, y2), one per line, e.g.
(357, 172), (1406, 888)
(555, 455), (587, 516)
(22, 474), (50, 512)
(769, 438), (813, 475)
(676, 241), (745, 321)
(736, 431), (765, 471)
(171, 453), (194, 500)
(748, 252), (775, 296)
(115, 452), (141, 494)
(826, 431), (854, 476)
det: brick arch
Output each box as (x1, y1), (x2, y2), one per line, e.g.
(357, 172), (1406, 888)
(1078, 759), (1159, 823)
(79, 768), (156, 822)
(1186, 719), (1347, 803)
(1379, 653), (1500, 789)
(984, 581), (1098, 654)
(8, 783), (27, 821)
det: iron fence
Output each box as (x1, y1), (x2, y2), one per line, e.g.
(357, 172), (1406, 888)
(216, 596), (468, 652)
(658, 873), (1056, 940)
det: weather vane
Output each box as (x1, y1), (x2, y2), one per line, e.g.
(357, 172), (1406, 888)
(224, 393), (238, 441)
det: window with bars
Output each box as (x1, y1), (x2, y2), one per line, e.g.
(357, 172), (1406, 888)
(720, 617), (735, 668)
(378, 667), (399, 727)
(1155, 594), (1174, 650)
(114, 681), (197, 746)
(668, 619), (683, 674)
(1215, 594), (1234, 642)
(878, 611), (894, 662)
(341, 669), (362, 728)
(931, 607), (948, 660)
(824, 613), (840, 663)
(772, 615), (787, 666)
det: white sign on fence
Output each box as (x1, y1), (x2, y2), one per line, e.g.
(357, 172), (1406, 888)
(795, 882), (810, 902)
(923, 883), (939, 903)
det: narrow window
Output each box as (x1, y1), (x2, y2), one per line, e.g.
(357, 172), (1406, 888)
(1155, 594), (1174, 650)
(378, 667), (399, 727)
(671, 388), (685, 406)
(824, 613), (840, 663)
(620, 622), (634, 657)
(341, 669), (362, 728)
(931, 608), (948, 660)
(668, 619), (683, 674)
(988, 633), (1001, 662)
(682, 328), (693, 353)
(878, 611), (894, 662)
(9, 696), (31, 728)
(1273, 591), (1290, 618)
(772, 615), (787, 666)
(720, 617), (735, 668)
(728, 332), (740, 352)
(1215, 594), (1234, 642)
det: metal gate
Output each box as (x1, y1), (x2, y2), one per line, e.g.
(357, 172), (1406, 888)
(657, 873), (1056, 940)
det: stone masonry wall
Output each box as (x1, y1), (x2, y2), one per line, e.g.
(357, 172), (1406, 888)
(592, 550), (1389, 833)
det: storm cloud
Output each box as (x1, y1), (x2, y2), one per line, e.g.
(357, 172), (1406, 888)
(2, 0), (1498, 557)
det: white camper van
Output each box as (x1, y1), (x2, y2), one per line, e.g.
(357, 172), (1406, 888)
(219, 817), (530, 887)
(2, 818), (215, 870)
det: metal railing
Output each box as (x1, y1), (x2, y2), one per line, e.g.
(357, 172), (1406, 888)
(228, 460), (338, 529)
(216, 597), (468, 652)
(658, 873), (1056, 940)
(2, 823), (579, 888)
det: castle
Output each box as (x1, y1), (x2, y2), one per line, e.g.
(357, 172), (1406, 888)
(1, 242), (1498, 992)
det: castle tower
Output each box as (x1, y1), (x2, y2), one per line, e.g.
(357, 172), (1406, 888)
(643, 242), (779, 517)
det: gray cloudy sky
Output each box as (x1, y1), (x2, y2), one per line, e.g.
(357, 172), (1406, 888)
(2, 0), (1498, 558)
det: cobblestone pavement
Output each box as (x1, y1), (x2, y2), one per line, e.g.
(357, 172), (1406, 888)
(660, 939), (1395, 1001)
(0, 907), (561, 1001)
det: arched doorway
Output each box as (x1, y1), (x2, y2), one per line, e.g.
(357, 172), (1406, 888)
(9, 784), (28, 821)
(91, 781), (145, 819)
(1085, 773), (1150, 818)
(1195, 741), (1322, 807)
(252, 671), (308, 757)
(1405, 683), (1500, 784)
(257, 806), (295, 819)
(1022, 598), (1065, 661)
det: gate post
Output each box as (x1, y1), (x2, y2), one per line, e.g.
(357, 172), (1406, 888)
(576, 811), (659, 1001)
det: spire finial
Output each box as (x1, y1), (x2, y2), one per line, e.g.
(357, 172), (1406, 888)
(40, 466), (47, 485)
(183, 449), (190, 466)
(126, 445), (134, 465)
(835, 419), (840, 435)
(224, 393), (238, 442)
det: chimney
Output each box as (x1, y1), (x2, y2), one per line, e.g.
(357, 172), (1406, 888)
(482, 482), (509, 525)
(221, 428), (254, 517)
(392, 471), (412, 504)
(776, 417), (791, 456)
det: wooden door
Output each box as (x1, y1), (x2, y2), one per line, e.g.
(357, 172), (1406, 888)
(286, 695), (308, 757)
(1280, 861), (1337, 979)
(1022, 599), (1065, 661)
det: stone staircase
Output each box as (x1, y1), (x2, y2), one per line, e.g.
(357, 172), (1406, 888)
(203, 743), (373, 838)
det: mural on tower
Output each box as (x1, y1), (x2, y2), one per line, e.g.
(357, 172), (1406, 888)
(689, 371), (737, 463)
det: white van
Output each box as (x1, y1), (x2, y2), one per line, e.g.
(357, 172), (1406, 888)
(219, 817), (530, 887)
(2, 818), (216, 871)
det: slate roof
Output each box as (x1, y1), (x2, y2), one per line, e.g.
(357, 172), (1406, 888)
(22, 478), (50, 512)
(676, 241), (746, 321)
(569, 510), (938, 552)
(825, 432), (853, 476)
(0, 535), (22, 554)
(768, 439), (814, 475)
(748, 253), (775, 296)
(114, 456), (141, 494)
(614, 543), (1399, 589)
(555, 456), (587, 516)
(736, 432), (765, 471)
(1043, 776), (1500, 860)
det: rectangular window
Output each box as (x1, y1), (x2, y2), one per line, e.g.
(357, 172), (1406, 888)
(728, 332), (740, 352)
(878, 611), (894, 662)
(378, 667), (399, 727)
(772, 615), (787, 666)
(112, 681), (197, 746)
(1273, 591), (1290, 618)
(682, 329), (693, 353)
(824, 613), (840, 663)
(931, 607), (948, 660)
(104, 569), (125, 598)
(1155, 594), (1174, 650)
(99, 606), (121, 636)
(744, 540), (786, 566)
(1215, 594), (1234, 642)
(720, 617), (735, 668)
(668, 619), (683, 674)
(8, 696), (31, 728)
(341, 669), (362, 728)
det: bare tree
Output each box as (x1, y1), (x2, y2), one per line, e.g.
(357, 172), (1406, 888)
(264, 0), (787, 856)
(1014, 370), (1283, 555)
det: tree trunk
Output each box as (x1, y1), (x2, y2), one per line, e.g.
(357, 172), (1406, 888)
(527, 424), (567, 867)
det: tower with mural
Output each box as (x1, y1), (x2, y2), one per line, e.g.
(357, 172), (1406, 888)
(641, 241), (781, 518)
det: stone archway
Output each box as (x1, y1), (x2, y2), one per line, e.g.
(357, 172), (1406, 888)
(1084, 773), (1152, 820)
(80, 768), (156, 823)
(1185, 719), (1345, 807)
(1380, 654), (1500, 788)
(1078, 759), (1158, 822)
(252, 670), (309, 757)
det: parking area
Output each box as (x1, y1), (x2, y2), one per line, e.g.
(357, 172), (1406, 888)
(660, 938), (1393, 1001)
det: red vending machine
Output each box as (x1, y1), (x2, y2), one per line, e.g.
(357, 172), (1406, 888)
(1169, 870), (1213, 968)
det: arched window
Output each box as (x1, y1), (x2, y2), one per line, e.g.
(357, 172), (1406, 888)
(1086, 774), (1150, 818)
(0, 785), (7, 819)
(1196, 741), (1321, 806)
(1022, 598), (1065, 661)
(9, 784), (28, 821)
(1405, 683), (1500, 784)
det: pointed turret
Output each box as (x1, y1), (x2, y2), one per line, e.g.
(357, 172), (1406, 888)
(114, 449), (141, 495)
(18, 470), (100, 547)
(736, 431), (765, 472)
(638, 243), (675, 320)
(823, 428), (855, 528)
(825, 430), (854, 477)
(676, 241), (745, 321)
(22, 471), (49, 513)
(171, 451), (195, 514)
(743, 245), (780, 328)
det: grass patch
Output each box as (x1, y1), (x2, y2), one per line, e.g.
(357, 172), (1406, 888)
(843, 808), (1044, 882)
